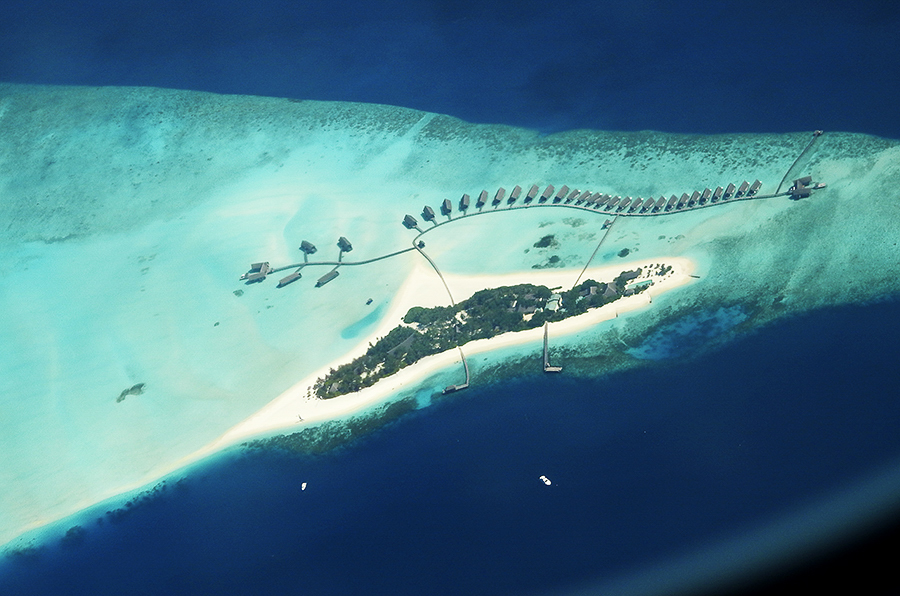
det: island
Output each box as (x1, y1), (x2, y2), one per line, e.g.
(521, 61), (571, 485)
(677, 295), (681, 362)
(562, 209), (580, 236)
(313, 267), (663, 399)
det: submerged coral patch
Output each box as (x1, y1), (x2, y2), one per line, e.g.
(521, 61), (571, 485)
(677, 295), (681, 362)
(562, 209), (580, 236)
(627, 305), (750, 360)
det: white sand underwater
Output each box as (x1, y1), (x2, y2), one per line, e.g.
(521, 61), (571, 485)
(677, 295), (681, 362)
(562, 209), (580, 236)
(1, 84), (899, 549)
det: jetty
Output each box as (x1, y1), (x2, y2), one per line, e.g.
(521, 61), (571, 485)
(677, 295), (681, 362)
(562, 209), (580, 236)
(443, 347), (471, 394)
(543, 322), (563, 373)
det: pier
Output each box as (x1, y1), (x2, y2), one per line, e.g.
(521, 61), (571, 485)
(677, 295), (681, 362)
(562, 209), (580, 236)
(543, 322), (562, 373)
(442, 347), (471, 394)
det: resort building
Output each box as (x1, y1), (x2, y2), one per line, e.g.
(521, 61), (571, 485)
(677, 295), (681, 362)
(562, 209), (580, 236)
(508, 185), (522, 204)
(539, 185), (555, 202)
(240, 261), (270, 282)
(277, 271), (302, 288)
(748, 180), (762, 195)
(316, 270), (340, 287)
(554, 185), (569, 202)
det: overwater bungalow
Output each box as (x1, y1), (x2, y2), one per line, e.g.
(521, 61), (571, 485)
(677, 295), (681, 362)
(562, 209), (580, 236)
(554, 185), (569, 202)
(316, 270), (340, 287)
(748, 180), (762, 195)
(338, 236), (353, 252)
(459, 193), (471, 211)
(789, 184), (812, 199)
(492, 188), (505, 206)
(701, 188), (712, 203)
(724, 183), (736, 199)
(618, 197), (632, 211)
(689, 191), (700, 206)
(539, 184), (554, 202)
(277, 271), (302, 288)
(477, 190), (489, 208)
(402, 214), (419, 229)
(665, 195), (678, 210)
(508, 185), (522, 204)
(422, 205), (436, 221)
(300, 241), (317, 254)
(565, 188), (581, 202)
(524, 184), (539, 203)
(737, 181), (750, 197)
(441, 198), (452, 216)
(712, 186), (724, 202)
(241, 261), (270, 282)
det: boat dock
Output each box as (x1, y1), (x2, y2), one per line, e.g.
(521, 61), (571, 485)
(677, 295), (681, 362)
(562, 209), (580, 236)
(543, 322), (563, 373)
(443, 347), (471, 393)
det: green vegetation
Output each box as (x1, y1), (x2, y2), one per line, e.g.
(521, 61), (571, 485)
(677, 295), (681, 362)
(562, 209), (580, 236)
(314, 268), (652, 399)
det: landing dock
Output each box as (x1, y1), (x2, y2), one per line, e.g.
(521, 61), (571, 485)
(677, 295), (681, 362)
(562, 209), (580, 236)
(443, 347), (471, 393)
(543, 322), (563, 373)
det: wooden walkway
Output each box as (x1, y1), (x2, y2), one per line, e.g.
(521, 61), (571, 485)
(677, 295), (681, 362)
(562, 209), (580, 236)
(543, 322), (562, 373)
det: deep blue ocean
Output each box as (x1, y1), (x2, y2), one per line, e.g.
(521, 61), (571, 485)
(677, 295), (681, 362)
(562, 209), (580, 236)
(2, 2), (900, 595)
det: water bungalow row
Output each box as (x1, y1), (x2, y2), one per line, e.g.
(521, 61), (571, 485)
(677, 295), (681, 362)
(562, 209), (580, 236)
(403, 179), (776, 228)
